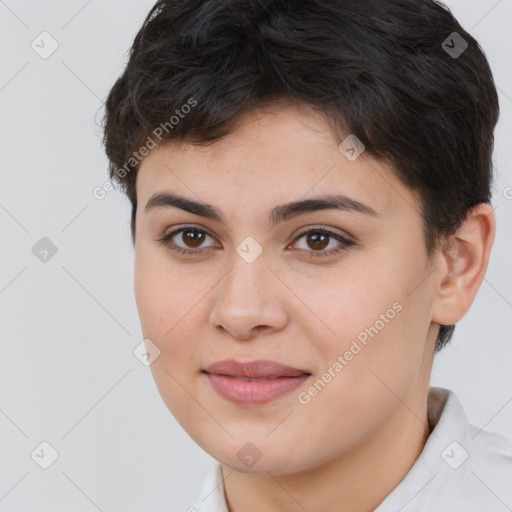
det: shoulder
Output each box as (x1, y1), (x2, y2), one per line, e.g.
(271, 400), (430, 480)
(377, 387), (512, 511)
(430, 388), (512, 510)
(466, 423), (512, 499)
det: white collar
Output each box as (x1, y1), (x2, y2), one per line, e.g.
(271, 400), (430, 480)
(192, 387), (512, 511)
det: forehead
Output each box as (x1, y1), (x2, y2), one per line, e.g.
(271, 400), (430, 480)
(136, 103), (419, 221)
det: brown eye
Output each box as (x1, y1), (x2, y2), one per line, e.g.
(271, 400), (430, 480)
(157, 226), (218, 255)
(305, 232), (330, 251)
(157, 225), (356, 258)
(180, 228), (206, 248)
(291, 228), (356, 258)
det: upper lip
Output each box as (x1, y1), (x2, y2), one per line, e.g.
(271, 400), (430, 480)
(203, 359), (311, 379)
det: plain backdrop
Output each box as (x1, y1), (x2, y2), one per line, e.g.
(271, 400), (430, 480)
(1, 0), (511, 510)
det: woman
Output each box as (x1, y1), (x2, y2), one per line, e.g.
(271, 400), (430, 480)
(102, 0), (512, 510)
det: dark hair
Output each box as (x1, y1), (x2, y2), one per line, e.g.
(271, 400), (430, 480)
(102, 0), (499, 352)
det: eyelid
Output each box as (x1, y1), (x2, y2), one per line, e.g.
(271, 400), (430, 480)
(159, 223), (353, 242)
(156, 223), (220, 249)
(290, 224), (355, 244)
(159, 223), (216, 240)
(157, 223), (356, 256)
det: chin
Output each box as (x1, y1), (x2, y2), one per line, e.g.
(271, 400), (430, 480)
(206, 438), (316, 476)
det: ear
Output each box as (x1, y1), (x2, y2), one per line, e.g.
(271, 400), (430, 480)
(431, 203), (496, 327)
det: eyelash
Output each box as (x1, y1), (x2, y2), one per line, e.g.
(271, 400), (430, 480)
(156, 225), (356, 258)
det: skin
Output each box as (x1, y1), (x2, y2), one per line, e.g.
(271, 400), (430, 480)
(133, 101), (495, 512)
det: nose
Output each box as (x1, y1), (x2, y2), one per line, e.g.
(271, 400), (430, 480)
(208, 253), (288, 340)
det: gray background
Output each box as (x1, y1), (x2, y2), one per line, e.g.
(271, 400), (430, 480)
(1, 0), (511, 510)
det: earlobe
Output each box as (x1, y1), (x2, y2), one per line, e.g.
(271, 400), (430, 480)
(431, 203), (496, 327)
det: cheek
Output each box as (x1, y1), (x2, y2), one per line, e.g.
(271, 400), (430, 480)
(309, 259), (429, 385)
(134, 252), (210, 376)
(134, 256), (204, 422)
(308, 269), (401, 344)
(134, 247), (196, 336)
(292, 280), (429, 455)
(134, 264), (168, 338)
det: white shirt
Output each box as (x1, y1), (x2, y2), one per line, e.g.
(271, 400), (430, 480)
(191, 387), (512, 511)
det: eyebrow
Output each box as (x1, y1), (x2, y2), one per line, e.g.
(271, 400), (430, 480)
(144, 192), (379, 226)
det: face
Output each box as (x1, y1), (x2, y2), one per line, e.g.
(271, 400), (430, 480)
(134, 102), (439, 475)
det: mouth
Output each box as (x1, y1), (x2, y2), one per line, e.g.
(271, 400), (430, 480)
(201, 359), (312, 405)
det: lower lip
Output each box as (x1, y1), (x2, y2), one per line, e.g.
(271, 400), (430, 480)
(204, 372), (311, 405)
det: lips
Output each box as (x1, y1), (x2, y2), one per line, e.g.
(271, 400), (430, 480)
(203, 359), (311, 379)
(202, 359), (312, 405)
